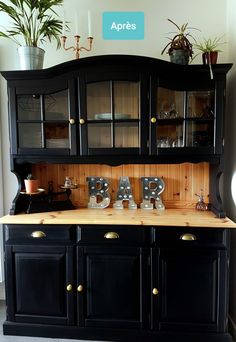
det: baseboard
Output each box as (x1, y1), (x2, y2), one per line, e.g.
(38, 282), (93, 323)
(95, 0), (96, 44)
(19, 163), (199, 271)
(229, 315), (236, 340)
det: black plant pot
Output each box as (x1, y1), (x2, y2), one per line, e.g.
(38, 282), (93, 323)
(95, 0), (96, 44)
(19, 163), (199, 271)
(169, 49), (190, 65)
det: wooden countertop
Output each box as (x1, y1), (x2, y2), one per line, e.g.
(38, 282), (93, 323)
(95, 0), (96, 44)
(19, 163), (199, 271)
(0, 208), (236, 228)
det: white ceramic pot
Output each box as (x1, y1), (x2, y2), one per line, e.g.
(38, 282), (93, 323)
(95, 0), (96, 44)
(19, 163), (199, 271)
(18, 46), (45, 70)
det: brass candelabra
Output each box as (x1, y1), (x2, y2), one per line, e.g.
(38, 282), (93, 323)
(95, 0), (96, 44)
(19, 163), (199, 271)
(61, 35), (93, 59)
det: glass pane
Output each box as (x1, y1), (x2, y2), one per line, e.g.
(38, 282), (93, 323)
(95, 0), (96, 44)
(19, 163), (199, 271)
(186, 122), (213, 147)
(17, 95), (41, 120)
(157, 124), (183, 148)
(45, 123), (69, 148)
(87, 82), (111, 120)
(114, 81), (139, 119)
(88, 123), (112, 148)
(18, 123), (42, 148)
(45, 90), (69, 120)
(115, 122), (139, 147)
(157, 88), (184, 119)
(187, 91), (214, 118)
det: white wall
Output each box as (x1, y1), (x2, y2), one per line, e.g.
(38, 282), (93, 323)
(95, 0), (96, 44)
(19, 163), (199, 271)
(0, 0), (233, 309)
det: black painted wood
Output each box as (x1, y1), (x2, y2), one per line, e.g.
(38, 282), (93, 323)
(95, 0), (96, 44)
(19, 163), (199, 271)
(3, 224), (232, 342)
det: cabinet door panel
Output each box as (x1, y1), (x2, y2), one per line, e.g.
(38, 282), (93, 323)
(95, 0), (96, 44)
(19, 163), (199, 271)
(151, 247), (227, 332)
(6, 245), (74, 325)
(77, 246), (149, 329)
(79, 71), (148, 156)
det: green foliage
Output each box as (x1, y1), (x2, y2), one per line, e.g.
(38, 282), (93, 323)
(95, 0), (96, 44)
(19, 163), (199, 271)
(26, 173), (35, 180)
(0, 0), (63, 48)
(193, 36), (226, 53)
(161, 18), (200, 59)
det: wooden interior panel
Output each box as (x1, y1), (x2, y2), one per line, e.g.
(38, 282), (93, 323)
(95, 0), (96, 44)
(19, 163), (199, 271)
(32, 163), (209, 209)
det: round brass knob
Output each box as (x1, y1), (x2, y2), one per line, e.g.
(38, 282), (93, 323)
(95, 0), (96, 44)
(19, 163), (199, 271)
(79, 118), (85, 125)
(152, 288), (159, 295)
(151, 117), (157, 123)
(66, 284), (73, 292)
(69, 118), (75, 125)
(77, 285), (83, 292)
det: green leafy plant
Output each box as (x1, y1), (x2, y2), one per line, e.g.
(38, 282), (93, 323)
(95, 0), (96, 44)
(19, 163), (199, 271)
(161, 18), (199, 59)
(0, 0), (64, 48)
(193, 36), (226, 54)
(26, 173), (35, 180)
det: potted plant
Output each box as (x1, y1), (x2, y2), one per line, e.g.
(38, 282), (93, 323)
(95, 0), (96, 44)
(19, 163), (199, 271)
(193, 36), (226, 65)
(0, 0), (63, 70)
(24, 174), (39, 194)
(161, 18), (199, 65)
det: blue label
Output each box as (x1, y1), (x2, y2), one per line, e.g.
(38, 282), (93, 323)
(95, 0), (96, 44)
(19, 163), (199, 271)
(103, 12), (144, 40)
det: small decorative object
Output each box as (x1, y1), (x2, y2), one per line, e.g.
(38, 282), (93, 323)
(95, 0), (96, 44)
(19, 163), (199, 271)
(140, 177), (165, 210)
(61, 10), (93, 59)
(63, 176), (73, 188)
(161, 18), (199, 65)
(0, 0), (63, 70)
(87, 177), (110, 209)
(113, 177), (137, 210)
(195, 190), (208, 211)
(193, 36), (226, 79)
(24, 174), (39, 194)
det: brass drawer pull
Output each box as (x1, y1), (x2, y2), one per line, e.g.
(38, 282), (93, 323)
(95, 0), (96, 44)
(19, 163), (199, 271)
(31, 231), (46, 238)
(66, 284), (73, 292)
(79, 118), (85, 125)
(151, 117), (157, 123)
(180, 233), (197, 241)
(104, 232), (120, 239)
(152, 288), (159, 295)
(69, 118), (75, 125)
(77, 285), (83, 292)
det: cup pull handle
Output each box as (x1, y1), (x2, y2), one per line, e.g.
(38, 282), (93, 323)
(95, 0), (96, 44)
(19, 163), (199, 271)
(31, 231), (46, 238)
(104, 232), (119, 239)
(180, 233), (197, 241)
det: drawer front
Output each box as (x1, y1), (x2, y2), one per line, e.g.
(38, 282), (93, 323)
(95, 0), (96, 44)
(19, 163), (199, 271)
(77, 225), (149, 246)
(4, 224), (75, 243)
(151, 227), (228, 248)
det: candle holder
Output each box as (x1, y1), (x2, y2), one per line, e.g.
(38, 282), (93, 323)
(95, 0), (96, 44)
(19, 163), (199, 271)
(61, 35), (93, 59)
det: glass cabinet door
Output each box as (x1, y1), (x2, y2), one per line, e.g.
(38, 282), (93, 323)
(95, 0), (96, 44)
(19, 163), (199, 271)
(150, 82), (215, 155)
(80, 77), (144, 155)
(186, 91), (214, 148)
(16, 88), (76, 155)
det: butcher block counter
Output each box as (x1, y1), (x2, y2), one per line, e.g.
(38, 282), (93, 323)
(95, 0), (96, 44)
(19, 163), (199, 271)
(0, 208), (236, 227)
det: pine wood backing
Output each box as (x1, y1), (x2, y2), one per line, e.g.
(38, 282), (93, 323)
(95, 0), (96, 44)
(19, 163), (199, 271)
(31, 162), (209, 209)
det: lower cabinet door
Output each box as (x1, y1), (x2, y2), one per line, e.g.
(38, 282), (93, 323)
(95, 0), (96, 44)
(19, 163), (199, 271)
(151, 247), (228, 332)
(77, 246), (149, 329)
(5, 245), (75, 325)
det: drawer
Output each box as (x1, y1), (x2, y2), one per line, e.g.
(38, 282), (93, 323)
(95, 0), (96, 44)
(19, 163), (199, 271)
(77, 225), (149, 246)
(151, 227), (228, 248)
(4, 224), (75, 243)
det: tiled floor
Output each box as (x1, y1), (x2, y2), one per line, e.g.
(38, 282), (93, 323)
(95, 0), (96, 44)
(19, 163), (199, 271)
(0, 301), (102, 342)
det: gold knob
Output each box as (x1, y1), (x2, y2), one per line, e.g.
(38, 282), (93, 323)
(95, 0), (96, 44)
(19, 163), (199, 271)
(180, 233), (197, 241)
(79, 118), (85, 125)
(104, 232), (120, 239)
(152, 288), (159, 295)
(69, 118), (75, 124)
(151, 117), (157, 123)
(66, 284), (73, 292)
(31, 231), (46, 238)
(77, 285), (83, 292)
